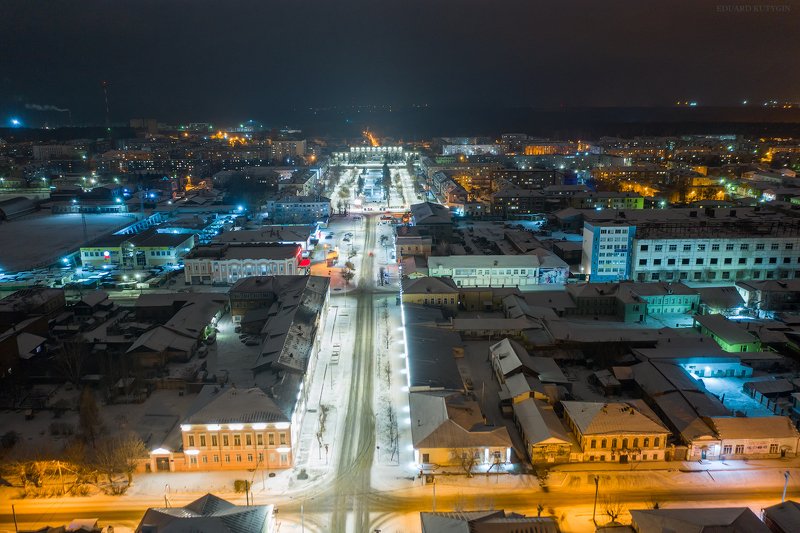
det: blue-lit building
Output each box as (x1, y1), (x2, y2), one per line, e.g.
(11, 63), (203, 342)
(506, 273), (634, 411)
(582, 220), (636, 282)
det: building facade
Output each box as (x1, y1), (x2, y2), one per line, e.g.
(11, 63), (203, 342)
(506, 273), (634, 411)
(561, 401), (671, 463)
(264, 196), (330, 224)
(149, 387), (294, 472)
(581, 208), (800, 283)
(428, 255), (541, 289)
(184, 243), (301, 284)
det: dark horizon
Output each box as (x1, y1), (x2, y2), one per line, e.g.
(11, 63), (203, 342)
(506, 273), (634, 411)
(3, 105), (800, 140)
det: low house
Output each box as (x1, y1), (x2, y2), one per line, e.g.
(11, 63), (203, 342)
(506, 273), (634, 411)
(744, 379), (795, 414)
(489, 338), (569, 388)
(560, 401), (671, 463)
(410, 390), (512, 473)
(513, 398), (575, 464)
(401, 277), (459, 314)
(410, 201), (453, 241)
(737, 279), (800, 314)
(693, 314), (762, 352)
(629, 507), (769, 533)
(707, 416), (800, 459)
(136, 493), (274, 533)
(763, 500), (800, 533)
(696, 285), (745, 315)
(632, 360), (728, 459)
(126, 326), (198, 367)
(420, 510), (558, 533)
(72, 290), (113, 316)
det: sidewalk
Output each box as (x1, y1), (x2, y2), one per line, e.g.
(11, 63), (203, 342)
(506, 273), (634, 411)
(548, 456), (800, 474)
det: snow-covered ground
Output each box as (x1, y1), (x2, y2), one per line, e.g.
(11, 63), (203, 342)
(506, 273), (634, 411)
(0, 212), (137, 272)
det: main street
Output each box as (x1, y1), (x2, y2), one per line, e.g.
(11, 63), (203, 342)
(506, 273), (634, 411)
(328, 213), (377, 532)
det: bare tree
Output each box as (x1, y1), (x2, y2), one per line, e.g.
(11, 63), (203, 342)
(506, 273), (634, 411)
(341, 261), (356, 285)
(93, 432), (147, 488)
(316, 404), (330, 450)
(451, 448), (478, 477)
(56, 340), (88, 386)
(78, 387), (102, 446)
(603, 497), (626, 524)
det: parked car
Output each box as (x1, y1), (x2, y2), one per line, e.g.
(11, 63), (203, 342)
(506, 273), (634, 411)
(245, 339), (259, 346)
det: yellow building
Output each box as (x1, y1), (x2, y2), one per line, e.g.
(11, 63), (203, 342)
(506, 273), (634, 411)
(561, 401), (671, 463)
(401, 276), (459, 313)
(149, 387), (294, 472)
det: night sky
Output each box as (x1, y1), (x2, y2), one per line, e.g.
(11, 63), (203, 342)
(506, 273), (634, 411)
(1, 0), (799, 124)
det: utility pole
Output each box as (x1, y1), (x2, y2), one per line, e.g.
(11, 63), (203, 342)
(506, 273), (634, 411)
(592, 475), (599, 525)
(11, 504), (18, 533)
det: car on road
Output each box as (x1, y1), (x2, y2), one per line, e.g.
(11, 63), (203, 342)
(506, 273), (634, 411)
(325, 234), (333, 239)
(343, 237), (350, 242)
(245, 339), (259, 346)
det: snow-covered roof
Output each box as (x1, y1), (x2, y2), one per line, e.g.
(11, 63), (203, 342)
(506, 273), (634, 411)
(402, 276), (459, 295)
(420, 510), (558, 533)
(410, 201), (452, 225)
(709, 416), (800, 441)
(561, 401), (670, 436)
(489, 338), (524, 377)
(184, 386), (288, 425)
(513, 398), (572, 447)
(630, 507), (769, 533)
(77, 290), (109, 308)
(137, 493), (273, 533)
(764, 500), (800, 533)
(16, 332), (47, 359)
(410, 390), (511, 450)
(127, 326), (196, 354)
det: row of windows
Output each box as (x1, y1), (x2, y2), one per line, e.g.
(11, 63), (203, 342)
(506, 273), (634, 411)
(639, 269), (800, 281)
(189, 262), (289, 274)
(588, 453), (659, 461)
(639, 256), (800, 266)
(83, 251), (116, 257)
(150, 250), (173, 256)
(453, 269), (530, 275)
(188, 451), (289, 465)
(599, 229), (629, 234)
(721, 444), (779, 454)
(186, 432), (287, 448)
(589, 436), (660, 450)
(421, 297), (456, 305)
(641, 242), (795, 252)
